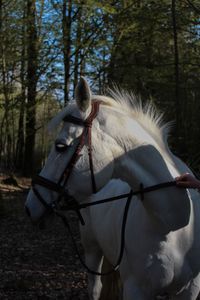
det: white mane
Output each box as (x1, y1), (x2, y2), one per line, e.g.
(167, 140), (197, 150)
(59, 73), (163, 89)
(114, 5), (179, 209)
(94, 89), (172, 152)
(49, 88), (172, 154)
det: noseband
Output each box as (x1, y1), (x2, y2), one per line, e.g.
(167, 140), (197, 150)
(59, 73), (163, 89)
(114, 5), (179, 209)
(32, 101), (101, 219)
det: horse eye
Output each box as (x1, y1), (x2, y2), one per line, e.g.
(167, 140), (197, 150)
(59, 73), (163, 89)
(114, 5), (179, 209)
(55, 143), (68, 152)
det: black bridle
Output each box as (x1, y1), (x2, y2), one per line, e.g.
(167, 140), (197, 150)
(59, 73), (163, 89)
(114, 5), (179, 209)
(31, 100), (177, 276)
(32, 101), (101, 223)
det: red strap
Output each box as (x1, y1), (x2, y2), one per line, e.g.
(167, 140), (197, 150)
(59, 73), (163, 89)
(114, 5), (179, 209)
(86, 101), (101, 193)
(60, 101), (101, 193)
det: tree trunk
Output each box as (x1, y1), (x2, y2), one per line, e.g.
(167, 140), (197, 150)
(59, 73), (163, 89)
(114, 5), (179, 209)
(0, 0), (12, 169)
(73, 5), (82, 96)
(16, 5), (26, 169)
(171, 0), (180, 134)
(62, 0), (72, 105)
(23, 0), (38, 175)
(0, 0), (3, 165)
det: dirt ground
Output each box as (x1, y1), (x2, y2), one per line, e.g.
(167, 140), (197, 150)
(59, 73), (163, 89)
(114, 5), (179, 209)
(1, 175), (200, 300)
(0, 175), (88, 300)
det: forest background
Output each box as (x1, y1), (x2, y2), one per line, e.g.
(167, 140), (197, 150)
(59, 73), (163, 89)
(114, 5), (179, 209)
(0, 0), (200, 176)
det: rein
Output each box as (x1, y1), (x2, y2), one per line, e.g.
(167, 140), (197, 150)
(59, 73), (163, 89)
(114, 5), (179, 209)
(56, 190), (133, 276)
(33, 177), (177, 276)
(53, 180), (177, 276)
(31, 100), (178, 276)
(76, 180), (177, 209)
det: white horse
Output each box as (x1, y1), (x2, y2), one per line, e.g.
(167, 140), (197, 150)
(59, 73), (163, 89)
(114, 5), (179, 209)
(25, 77), (200, 300)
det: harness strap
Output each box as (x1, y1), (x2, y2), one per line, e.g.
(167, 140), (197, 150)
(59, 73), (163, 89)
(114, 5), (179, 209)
(60, 101), (101, 193)
(33, 175), (66, 194)
(55, 180), (177, 276)
(63, 115), (85, 126)
(80, 101), (101, 193)
(140, 183), (144, 201)
(60, 131), (85, 184)
(32, 177), (177, 276)
(87, 124), (97, 193)
(57, 189), (133, 276)
(75, 180), (177, 210)
(32, 187), (52, 210)
(30, 98), (179, 277)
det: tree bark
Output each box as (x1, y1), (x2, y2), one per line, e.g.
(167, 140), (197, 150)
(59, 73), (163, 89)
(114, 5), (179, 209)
(73, 5), (82, 96)
(0, 0), (12, 168)
(171, 0), (180, 133)
(16, 5), (26, 169)
(0, 0), (3, 165)
(24, 0), (38, 175)
(62, 0), (72, 105)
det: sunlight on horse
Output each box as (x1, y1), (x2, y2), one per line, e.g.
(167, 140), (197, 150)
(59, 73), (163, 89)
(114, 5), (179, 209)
(25, 77), (200, 300)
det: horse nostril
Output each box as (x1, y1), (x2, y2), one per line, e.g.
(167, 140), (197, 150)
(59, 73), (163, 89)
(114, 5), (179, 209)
(25, 206), (31, 217)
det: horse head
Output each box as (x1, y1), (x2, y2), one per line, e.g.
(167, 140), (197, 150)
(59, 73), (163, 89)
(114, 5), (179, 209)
(25, 77), (190, 233)
(25, 77), (116, 222)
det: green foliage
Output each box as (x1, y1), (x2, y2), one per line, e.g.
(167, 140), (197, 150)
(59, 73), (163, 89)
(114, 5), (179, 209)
(107, 0), (200, 166)
(0, 0), (200, 173)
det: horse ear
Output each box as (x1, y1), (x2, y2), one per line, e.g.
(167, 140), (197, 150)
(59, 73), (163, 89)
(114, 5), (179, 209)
(75, 77), (91, 112)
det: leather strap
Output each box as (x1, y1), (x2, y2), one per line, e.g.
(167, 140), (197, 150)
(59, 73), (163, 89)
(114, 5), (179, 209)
(60, 101), (101, 193)
(32, 101), (101, 213)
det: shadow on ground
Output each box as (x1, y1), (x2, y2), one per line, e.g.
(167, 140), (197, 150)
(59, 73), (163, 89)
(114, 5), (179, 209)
(1, 175), (200, 300)
(0, 175), (88, 300)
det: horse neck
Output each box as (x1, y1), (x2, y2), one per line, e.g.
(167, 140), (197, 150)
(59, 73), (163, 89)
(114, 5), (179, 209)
(108, 112), (174, 185)
(98, 108), (190, 231)
(114, 142), (191, 232)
